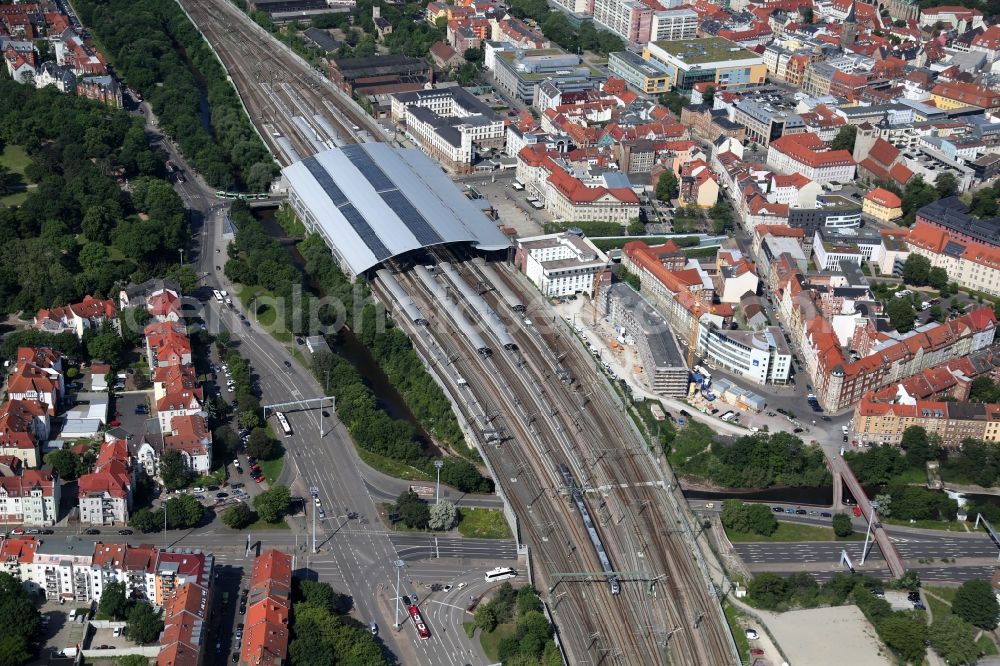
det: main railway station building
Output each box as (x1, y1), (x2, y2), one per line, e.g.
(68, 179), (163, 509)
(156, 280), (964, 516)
(281, 143), (511, 279)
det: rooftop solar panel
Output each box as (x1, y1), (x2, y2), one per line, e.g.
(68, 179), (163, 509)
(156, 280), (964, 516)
(340, 204), (392, 260)
(343, 145), (396, 192)
(301, 156), (350, 207)
(380, 189), (443, 247)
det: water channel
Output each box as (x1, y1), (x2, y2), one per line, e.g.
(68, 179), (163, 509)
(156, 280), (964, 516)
(253, 207), (439, 455)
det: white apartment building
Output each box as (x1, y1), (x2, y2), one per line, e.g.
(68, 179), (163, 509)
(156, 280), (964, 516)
(0, 470), (60, 526)
(32, 538), (96, 601)
(698, 325), (792, 385)
(515, 232), (610, 297)
(907, 222), (1000, 297)
(650, 8), (698, 41)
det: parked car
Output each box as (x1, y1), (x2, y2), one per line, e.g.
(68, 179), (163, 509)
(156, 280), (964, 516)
(745, 629), (759, 640)
(118, 529), (133, 535)
(85, 528), (100, 535)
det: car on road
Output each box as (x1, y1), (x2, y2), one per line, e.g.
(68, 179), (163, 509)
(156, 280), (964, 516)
(41, 529), (53, 534)
(369, 622), (378, 636)
(314, 497), (321, 506)
(85, 528), (100, 535)
(783, 508), (795, 514)
(772, 506), (783, 512)
(457, 582), (467, 590)
(192, 487), (206, 493)
(283, 361), (292, 368)
(795, 509), (807, 515)
(820, 512), (832, 517)
(793, 427), (804, 433)
(322, 411), (330, 417)
(118, 529), (133, 535)
(745, 629), (759, 640)
(821, 416), (831, 421)
(318, 508), (326, 519)
(309, 486), (319, 498)
(10, 528), (23, 536)
(232, 653), (239, 663)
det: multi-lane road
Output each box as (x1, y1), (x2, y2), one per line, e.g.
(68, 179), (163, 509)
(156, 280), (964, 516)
(140, 94), (514, 664)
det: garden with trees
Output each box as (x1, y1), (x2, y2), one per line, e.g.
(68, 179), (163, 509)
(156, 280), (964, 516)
(0, 572), (42, 664)
(74, 0), (276, 191)
(289, 579), (386, 665)
(471, 583), (561, 665)
(0, 80), (188, 315)
(668, 424), (830, 489)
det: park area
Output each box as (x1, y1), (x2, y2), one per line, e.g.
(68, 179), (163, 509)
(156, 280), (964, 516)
(0, 144), (31, 207)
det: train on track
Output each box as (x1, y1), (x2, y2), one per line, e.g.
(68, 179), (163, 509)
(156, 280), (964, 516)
(556, 463), (621, 595)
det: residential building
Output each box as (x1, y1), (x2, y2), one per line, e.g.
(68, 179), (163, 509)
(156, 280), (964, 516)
(854, 395), (1000, 447)
(77, 438), (133, 526)
(598, 283), (689, 397)
(905, 221), (1000, 297)
(159, 582), (210, 666)
(650, 8), (698, 41)
(642, 37), (766, 91)
(515, 232), (610, 297)
(931, 80), (1000, 112)
(717, 252), (759, 303)
(0, 469), (59, 525)
(145, 322), (192, 370)
(240, 550), (292, 666)
(163, 415), (212, 476)
(0, 400), (49, 467)
(33, 295), (116, 339)
(863, 187), (903, 223)
(678, 159), (719, 208)
(732, 95), (805, 148)
(766, 133), (856, 184)
(592, 0), (652, 44)
(31, 537), (96, 602)
(698, 325), (792, 385)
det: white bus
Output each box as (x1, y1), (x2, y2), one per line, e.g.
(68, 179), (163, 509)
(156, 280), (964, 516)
(213, 290), (223, 303)
(275, 411), (292, 437)
(511, 180), (525, 191)
(484, 567), (517, 582)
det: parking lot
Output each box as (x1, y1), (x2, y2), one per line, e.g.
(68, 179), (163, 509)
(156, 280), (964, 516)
(34, 603), (89, 662)
(110, 390), (153, 440)
(467, 174), (550, 236)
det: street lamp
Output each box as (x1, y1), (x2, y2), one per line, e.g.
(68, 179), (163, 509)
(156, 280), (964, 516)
(179, 249), (184, 266)
(393, 560), (405, 628)
(433, 460), (444, 504)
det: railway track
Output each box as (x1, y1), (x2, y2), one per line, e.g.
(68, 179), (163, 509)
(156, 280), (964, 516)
(177, 0), (371, 165)
(455, 258), (734, 664)
(381, 255), (736, 665)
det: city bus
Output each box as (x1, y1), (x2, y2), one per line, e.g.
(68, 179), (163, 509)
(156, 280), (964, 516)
(484, 567), (517, 582)
(275, 411), (292, 437)
(212, 290), (224, 303)
(408, 605), (430, 639)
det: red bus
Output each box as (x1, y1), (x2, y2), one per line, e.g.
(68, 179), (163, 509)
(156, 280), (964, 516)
(408, 605), (430, 639)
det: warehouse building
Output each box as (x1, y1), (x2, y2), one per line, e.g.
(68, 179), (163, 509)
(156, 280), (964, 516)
(281, 144), (511, 279)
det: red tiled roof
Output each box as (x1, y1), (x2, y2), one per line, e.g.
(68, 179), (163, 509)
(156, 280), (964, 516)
(864, 187), (902, 209)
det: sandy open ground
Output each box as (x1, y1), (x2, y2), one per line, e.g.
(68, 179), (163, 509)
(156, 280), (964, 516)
(758, 605), (891, 666)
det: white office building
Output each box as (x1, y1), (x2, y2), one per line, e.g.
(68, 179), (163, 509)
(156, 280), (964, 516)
(698, 324), (792, 385)
(515, 232), (610, 297)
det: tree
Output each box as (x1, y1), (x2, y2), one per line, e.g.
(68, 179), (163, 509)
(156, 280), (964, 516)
(0, 571), (40, 660)
(970, 376), (1000, 403)
(927, 266), (948, 290)
(799, 5), (814, 23)
(702, 85), (716, 106)
(902, 254), (931, 286)
(463, 47), (483, 63)
(887, 298), (917, 333)
(395, 489), (430, 529)
(222, 503), (253, 529)
(830, 125), (857, 152)
(929, 615), (980, 665)
(130, 507), (161, 533)
(746, 572), (791, 609)
(879, 612), (928, 663)
(720, 500), (778, 536)
(44, 449), (82, 480)
(655, 171), (679, 202)
(428, 500), (457, 531)
(253, 485), (291, 524)
(126, 602), (163, 645)
(474, 602), (499, 632)
(928, 304), (945, 323)
(298, 580), (352, 615)
(165, 495), (203, 529)
(873, 493), (892, 518)
(969, 186), (998, 218)
(158, 449), (192, 491)
(99, 581), (130, 620)
(952, 579), (999, 629)
(901, 176), (939, 226)
(832, 513), (853, 537)
(87, 328), (125, 366)
(935, 171), (959, 198)
(900, 426), (937, 466)
(247, 429), (281, 460)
